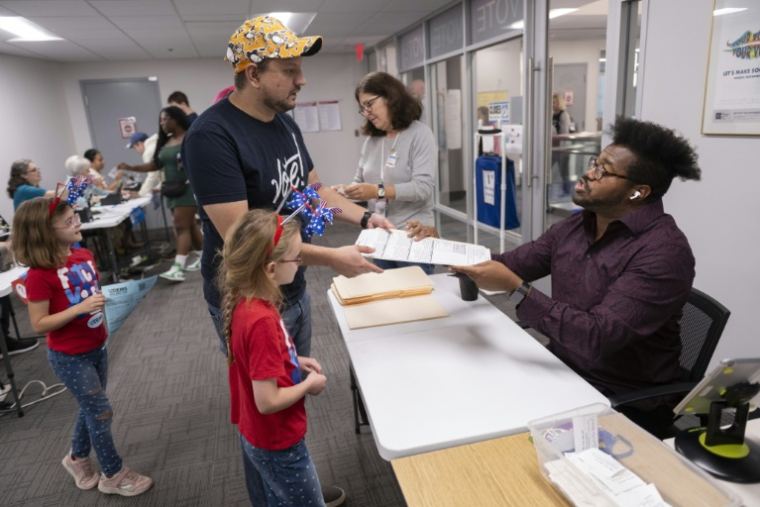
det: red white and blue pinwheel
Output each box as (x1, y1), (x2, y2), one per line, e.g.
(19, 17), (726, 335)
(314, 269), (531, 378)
(282, 183), (342, 237)
(66, 174), (94, 204)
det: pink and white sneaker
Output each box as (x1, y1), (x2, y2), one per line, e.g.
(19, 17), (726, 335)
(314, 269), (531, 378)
(62, 454), (99, 490)
(98, 466), (153, 496)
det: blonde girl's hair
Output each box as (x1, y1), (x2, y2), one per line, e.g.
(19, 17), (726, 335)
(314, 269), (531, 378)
(216, 209), (300, 365)
(553, 92), (567, 111)
(12, 197), (71, 269)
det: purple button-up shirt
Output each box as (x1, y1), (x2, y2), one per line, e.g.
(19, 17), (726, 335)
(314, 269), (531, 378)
(495, 199), (695, 405)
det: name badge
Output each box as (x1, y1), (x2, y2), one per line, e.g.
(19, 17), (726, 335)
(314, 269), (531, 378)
(374, 199), (388, 217)
(386, 150), (398, 169)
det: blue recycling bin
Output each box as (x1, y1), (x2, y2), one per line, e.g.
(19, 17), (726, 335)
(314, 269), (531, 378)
(475, 155), (519, 230)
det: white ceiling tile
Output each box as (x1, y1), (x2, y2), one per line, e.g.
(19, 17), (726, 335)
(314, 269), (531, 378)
(342, 35), (386, 46)
(89, 0), (178, 17)
(356, 22), (410, 37)
(173, 0), (248, 17)
(184, 21), (241, 38)
(0, 1), (99, 17)
(179, 14), (244, 22)
(138, 34), (198, 58)
(319, 0), (388, 13)
(43, 28), (128, 41)
(368, 11), (428, 24)
(0, 39), (48, 58)
(27, 16), (114, 31)
(0, 5), (16, 15)
(121, 27), (188, 39)
(308, 12), (373, 28)
(307, 25), (358, 39)
(75, 38), (152, 60)
(109, 15), (184, 29)
(8, 39), (102, 61)
(194, 42), (228, 58)
(250, 0), (324, 12)
(382, 0), (452, 12)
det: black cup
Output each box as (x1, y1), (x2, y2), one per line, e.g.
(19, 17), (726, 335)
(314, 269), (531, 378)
(459, 276), (479, 301)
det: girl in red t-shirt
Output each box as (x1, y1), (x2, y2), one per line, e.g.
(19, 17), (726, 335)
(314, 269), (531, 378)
(218, 209), (329, 507)
(12, 197), (153, 497)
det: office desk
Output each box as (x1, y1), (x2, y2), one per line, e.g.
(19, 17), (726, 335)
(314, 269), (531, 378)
(327, 273), (609, 460)
(392, 431), (569, 507)
(81, 197), (152, 282)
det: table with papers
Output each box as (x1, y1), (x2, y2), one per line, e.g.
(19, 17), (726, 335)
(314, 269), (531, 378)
(327, 273), (609, 461)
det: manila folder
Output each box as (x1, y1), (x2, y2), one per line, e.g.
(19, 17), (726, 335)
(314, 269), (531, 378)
(341, 294), (449, 330)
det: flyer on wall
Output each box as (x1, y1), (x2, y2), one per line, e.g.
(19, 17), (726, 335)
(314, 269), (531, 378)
(702, 0), (760, 135)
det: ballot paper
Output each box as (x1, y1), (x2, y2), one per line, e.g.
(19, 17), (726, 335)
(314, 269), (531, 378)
(102, 276), (157, 337)
(356, 229), (491, 266)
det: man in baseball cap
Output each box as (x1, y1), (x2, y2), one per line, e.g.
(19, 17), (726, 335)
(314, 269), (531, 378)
(182, 15), (393, 507)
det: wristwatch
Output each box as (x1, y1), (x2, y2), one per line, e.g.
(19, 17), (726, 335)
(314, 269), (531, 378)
(360, 210), (373, 229)
(509, 282), (531, 307)
(377, 183), (386, 199)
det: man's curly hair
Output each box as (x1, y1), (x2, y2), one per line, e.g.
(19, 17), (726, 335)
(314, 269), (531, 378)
(610, 117), (701, 201)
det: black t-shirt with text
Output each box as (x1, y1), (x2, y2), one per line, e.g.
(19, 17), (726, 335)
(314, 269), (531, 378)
(182, 98), (314, 309)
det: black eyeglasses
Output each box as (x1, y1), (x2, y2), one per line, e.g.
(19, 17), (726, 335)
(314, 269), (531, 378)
(358, 96), (381, 115)
(587, 157), (638, 182)
(280, 254), (302, 265)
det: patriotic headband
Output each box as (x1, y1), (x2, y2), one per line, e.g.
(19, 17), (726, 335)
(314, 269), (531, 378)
(266, 214), (284, 259)
(49, 175), (95, 218)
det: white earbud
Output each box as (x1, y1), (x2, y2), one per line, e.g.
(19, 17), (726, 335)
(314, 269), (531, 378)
(630, 190), (641, 200)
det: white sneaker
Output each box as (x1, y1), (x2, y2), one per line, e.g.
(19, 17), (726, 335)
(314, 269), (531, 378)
(185, 256), (201, 271)
(159, 262), (185, 282)
(0, 383), (10, 403)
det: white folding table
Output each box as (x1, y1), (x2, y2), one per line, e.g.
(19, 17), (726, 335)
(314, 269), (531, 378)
(327, 273), (609, 460)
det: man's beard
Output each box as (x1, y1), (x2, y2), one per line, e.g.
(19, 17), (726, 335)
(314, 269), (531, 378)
(263, 88), (299, 114)
(571, 177), (626, 211)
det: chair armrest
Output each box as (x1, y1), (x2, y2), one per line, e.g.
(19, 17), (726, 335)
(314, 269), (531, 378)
(608, 382), (697, 408)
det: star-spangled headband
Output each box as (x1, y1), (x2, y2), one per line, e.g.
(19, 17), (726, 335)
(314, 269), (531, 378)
(266, 214), (284, 259)
(48, 175), (95, 218)
(281, 183), (342, 237)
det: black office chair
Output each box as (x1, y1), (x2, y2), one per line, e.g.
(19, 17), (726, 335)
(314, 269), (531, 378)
(608, 287), (731, 436)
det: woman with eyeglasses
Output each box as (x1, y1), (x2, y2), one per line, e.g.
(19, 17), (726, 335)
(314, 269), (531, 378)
(332, 72), (438, 274)
(7, 159), (68, 211)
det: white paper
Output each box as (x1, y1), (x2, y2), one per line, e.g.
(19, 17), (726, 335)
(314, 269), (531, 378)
(567, 452), (647, 497)
(294, 102), (320, 132)
(571, 448), (624, 480)
(108, 166), (119, 179)
(317, 100), (341, 131)
(615, 484), (670, 507)
(504, 125), (523, 153)
(356, 229), (491, 266)
(102, 276), (157, 336)
(573, 414), (599, 452)
(545, 460), (612, 507)
(444, 89), (462, 150)
(483, 170), (496, 205)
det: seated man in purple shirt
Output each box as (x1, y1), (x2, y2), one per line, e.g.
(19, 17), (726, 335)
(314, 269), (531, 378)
(452, 117), (702, 435)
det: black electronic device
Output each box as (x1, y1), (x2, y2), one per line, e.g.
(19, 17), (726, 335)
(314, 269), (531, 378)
(674, 358), (760, 483)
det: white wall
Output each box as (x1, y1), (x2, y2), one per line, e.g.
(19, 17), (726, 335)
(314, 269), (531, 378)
(640, 0), (760, 366)
(61, 54), (367, 190)
(0, 54), (76, 221)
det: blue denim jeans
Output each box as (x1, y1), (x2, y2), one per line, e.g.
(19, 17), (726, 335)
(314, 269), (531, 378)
(48, 347), (123, 476)
(239, 433), (325, 507)
(208, 289), (312, 358)
(373, 258), (435, 275)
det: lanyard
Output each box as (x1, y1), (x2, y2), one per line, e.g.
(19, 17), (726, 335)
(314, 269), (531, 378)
(380, 132), (401, 184)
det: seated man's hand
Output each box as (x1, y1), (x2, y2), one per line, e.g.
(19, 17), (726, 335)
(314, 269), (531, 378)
(330, 184), (347, 196)
(344, 183), (376, 202)
(405, 221), (439, 241)
(117, 162), (131, 170)
(329, 245), (382, 277)
(367, 213), (394, 230)
(449, 261), (523, 293)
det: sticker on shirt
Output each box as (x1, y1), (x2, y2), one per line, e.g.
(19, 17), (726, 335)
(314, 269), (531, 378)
(374, 198), (388, 217)
(56, 259), (101, 319)
(87, 311), (104, 328)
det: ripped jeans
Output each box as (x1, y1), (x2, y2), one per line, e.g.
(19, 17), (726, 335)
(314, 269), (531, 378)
(48, 347), (123, 476)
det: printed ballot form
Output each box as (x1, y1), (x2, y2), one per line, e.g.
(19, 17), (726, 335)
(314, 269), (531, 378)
(356, 229), (491, 266)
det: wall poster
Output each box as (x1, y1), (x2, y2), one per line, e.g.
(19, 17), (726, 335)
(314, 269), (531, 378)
(702, 0), (760, 135)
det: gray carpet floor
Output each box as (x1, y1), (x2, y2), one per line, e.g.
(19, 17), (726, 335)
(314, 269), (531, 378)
(0, 221), (527, 507)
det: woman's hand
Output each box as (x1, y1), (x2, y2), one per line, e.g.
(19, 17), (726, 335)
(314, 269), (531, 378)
(330, 184), (348, 196)
(114, 170), (124, 181)
(405, 221), (439, 241)
(344, 183), (378, 202)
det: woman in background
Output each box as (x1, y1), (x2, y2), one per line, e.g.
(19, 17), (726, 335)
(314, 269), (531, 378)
(84, 149), (122, 192)
(7, 159), (68, 211)
(333, 72), (437, 275)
